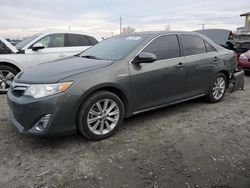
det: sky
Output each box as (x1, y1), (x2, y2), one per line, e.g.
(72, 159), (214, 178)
(0, 0), (249, 39)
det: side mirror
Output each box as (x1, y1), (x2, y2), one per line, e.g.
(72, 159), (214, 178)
(133, 52), (157, 64)
(32, 43), (44, 51)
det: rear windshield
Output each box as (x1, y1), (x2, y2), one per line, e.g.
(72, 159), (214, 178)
(80, 35), (149, 61)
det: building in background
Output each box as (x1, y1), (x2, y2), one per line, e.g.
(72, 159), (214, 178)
(236, 27), (245, 34)
(238, 12), (250, 33)
(121, 27), (136, 34)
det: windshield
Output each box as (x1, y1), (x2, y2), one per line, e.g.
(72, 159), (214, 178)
(15, 33), (42, 50)
(80, 35), (149, 61)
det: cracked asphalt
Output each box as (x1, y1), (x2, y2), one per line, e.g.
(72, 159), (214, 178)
(0, 75), (250, 188)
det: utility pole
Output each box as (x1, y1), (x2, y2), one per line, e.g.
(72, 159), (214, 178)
(202, 24), (205, 30)
(120, 16), (122, 35)
(167, 23), (170, 31)
(165, 23), (170, 31)
(69, 25), (71, 31)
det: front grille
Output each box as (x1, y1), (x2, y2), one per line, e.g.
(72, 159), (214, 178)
(11, 82), (29, 97)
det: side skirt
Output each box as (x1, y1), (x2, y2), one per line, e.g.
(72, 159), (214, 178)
(133, 94), (206, 115)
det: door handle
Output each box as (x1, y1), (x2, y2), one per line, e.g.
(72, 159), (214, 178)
(176, 62), (184, 68)
(213, 56), (219, 61)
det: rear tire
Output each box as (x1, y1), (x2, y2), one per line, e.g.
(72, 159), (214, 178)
(77, 91), (125, 140)
(205, 73), (227, 103)
(0, 65), (18, 94)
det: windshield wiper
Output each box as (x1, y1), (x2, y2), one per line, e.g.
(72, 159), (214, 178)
(81, 55), (101, 60)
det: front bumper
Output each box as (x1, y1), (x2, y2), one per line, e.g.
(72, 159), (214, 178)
(229, 69), (245, 93)
(7, 91), (79, 136)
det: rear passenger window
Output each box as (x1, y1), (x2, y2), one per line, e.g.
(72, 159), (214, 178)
(66, 34), (90, 47)
(204, 41), (216, 52)
(181, 35), (206, 56)
(86, 36), (98, 45)
(142, 35), (180, 61)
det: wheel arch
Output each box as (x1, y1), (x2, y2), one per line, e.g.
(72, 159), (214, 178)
(76, 83), (131, 121)
(218, 70), (230, 88)
(0, 62), (21, 73)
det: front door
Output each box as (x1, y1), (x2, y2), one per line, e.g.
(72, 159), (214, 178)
(129, 35), (186, 112)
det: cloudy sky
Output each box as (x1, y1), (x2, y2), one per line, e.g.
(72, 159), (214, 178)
(0, 0), (249, 39)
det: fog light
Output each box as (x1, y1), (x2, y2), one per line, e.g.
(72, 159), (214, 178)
(32, 114), (51, 132)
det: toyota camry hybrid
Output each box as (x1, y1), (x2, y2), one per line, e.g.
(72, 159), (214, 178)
(7, 31), (244, 140)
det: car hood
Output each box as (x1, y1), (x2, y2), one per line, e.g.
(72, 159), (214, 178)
(0, 36), (18, 53)
(194, 29), (231, 46)
(15, 56), (114, 83)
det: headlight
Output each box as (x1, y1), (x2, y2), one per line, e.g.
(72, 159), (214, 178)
(24, 82), (73, 99)
(239, 54), (248, 61)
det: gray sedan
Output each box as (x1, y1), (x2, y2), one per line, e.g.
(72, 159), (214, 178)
(7, 31), (244, 140)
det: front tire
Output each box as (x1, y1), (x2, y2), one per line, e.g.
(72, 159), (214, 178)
(0, 65), (17, 94)
(77, 91), (125, 140)
(206, 73), (227, 103)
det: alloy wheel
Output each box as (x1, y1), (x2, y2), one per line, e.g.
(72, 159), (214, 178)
(212, 76), (226, 100)
(87, 99), (120, 135)
(0, 70), (15, 92)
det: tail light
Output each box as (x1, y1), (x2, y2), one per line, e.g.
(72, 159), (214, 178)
(239, 54), (248, 62)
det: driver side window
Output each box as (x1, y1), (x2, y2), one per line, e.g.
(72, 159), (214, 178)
(35, 34), (65, 48)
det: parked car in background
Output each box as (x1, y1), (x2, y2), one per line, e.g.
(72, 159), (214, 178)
(7, 31), (244, 140)
(238, 50), (250, 73)
(0, 31), (98, 93)
(195, 30), (250, 58)
(194, 29), (233, 48)
(233, 33), (250, 57)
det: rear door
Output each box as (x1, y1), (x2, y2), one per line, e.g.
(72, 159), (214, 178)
(180, 34), (218, 97)
(129, 34), (186, 111)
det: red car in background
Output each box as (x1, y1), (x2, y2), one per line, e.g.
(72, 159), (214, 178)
(238, 50), (250, 73)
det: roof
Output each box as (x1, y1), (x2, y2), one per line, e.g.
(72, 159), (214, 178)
(122, 31), (199, 37)
(38, 31), (96, 37)
(240, 12), (250, 16)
